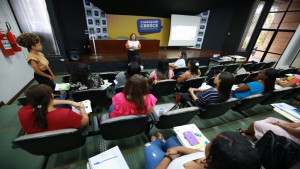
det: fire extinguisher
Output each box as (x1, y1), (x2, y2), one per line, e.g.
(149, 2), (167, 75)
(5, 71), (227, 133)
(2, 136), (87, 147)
(0, 32), (14, 56)
(6, 22), (22, 52)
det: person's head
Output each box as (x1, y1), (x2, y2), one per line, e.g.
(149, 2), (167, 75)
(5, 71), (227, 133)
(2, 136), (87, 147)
(123, 74), (149, 114)
(16, 33), (41, 51)
(188, 60), (200, 75)
(214, 72), (235, 102)
(205, 132), (260, 169)
(71, 64), (91, 84)
(25, 84), (54, 129)
(131, 54), (142, 65)
(129, 33), (137, 41)
(257, 68), (278, 94)
(156, 59), (169, 80)
(126, 62), (141, 78)
(179, 51), (187, 60)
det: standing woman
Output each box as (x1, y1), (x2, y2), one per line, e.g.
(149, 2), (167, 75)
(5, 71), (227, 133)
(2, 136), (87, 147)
(16, 33), (55, 91)
(125, 33), (141, 63)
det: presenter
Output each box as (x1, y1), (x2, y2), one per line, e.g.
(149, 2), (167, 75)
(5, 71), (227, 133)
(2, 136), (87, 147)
(125, 33), (141, 63)
(16, 33), (56, 91)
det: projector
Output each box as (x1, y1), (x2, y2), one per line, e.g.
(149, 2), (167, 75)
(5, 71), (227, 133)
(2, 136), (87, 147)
(229, 55), (246, 62)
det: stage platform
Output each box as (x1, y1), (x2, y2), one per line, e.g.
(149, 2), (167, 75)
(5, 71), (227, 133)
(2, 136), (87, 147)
(67, 48), (226, 73)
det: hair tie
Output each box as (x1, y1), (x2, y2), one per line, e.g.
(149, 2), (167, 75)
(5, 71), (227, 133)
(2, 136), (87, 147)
(195, 63), (199, 66)
(37, 105), (42, 109)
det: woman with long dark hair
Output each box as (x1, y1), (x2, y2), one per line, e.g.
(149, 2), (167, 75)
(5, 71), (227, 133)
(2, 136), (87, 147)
(109, 74), (157, 118)
(177, 60), (201, 83)
(144, 131), (260, 169)
(169, 51), (188, 69)
(147, 59), (174, 84)
(18, 84), (89, 134)
(234, 68), (278, 99)
(180, 72), (235, 107)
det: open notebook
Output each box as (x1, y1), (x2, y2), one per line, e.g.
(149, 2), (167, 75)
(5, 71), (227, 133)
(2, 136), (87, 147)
(72, 100), (92, 114)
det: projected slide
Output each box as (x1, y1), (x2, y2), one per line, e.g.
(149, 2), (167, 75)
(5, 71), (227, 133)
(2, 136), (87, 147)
(168, 14), (201, 46)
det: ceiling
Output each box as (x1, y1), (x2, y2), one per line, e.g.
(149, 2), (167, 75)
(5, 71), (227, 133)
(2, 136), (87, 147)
(89, 0), (240, 18)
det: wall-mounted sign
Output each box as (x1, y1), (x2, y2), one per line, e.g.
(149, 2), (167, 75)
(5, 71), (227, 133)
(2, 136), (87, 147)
(137, 19), (163, 34)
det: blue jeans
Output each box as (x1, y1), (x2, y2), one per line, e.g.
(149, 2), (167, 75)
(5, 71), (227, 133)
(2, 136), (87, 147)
(144, 136), (181, 169)
(172, 71), (184, 79)
(108, 104), (114, 118)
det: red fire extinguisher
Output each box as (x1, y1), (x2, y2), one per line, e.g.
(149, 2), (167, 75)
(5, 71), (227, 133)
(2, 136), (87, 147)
(0, 32), (14, 56)
(6, 22), (22, 52)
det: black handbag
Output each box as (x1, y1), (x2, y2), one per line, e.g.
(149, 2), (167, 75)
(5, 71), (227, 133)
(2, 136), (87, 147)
(255, 130), (300, 169)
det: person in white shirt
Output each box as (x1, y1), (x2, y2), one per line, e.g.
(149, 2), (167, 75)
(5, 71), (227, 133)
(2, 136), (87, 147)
(144, 131), (260, 169)
(169, 51), (187, 69)
(125, 33), (141, 63)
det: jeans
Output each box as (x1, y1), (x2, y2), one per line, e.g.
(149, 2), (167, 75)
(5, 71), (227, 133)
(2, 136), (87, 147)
(172, 71), (184, 79)
(144, 136), (181, 169)
(108, 104), (114, 118)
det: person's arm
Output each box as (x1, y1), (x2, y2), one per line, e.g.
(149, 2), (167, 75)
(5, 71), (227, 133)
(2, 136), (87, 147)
(47, 66), (55, 82)
(147, 77), (153, 83)
(133, 42), (141, 50)
(155, 153), (182, 169)
(79, 107), (89, 126)
(169, 63), (176, 69)
(271, 121), (300, 138)
(125, 41), (131, 49)
(188, 88), (198, 101)
(177, 72), (188, 83)
(147, 106), (155, 115)
(276, 78), (296, 87)
(53, 99), (84, 109)
(166, 146), (202, 155)
(235, 84), (250, 92)
(29, 60), (53, 80)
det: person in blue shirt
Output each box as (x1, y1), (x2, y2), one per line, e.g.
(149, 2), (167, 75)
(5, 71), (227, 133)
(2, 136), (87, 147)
(233, 68), (278, 100)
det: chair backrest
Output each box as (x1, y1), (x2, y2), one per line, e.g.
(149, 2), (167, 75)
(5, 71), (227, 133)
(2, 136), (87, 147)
(174, 67), (189, 75)
(62, 75), (71, 83)
(99, 72), (117, 83)
(250, 62), (266, 71)
(198, 98), (239, 119)
(156, 107), (199, 129)
(210, 65), (225, 72)
(199, 66), (208, 77)
(180, 77), (205, 93)
(72, 89), (108, 107)
(12, 128), (86, 156)
(150, 79), (177, 97)
(260, 87), (293, 105)
(141, 71), (150, 78)
(234, 73), (250, 84)
(231, 94), (270, 112)
(223, 64), (240, 73)
(242, 63), (253, 72)
(262, 61), (276, 69)
(281, 86), (300, 100)
(99, 114), (148, 140)
(278, 68), (295, 78)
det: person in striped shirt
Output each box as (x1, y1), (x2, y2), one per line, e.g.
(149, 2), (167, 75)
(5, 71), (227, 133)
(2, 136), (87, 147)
(180, 72), (235, 107)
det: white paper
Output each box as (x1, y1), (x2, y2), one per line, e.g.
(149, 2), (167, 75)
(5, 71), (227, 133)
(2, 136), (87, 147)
(100, 82), (113, 90)
(199, 82), (212, 91)
(271, 103), (300, 120)
(55, 83), (70, 91)
(72, 100), (92, 114)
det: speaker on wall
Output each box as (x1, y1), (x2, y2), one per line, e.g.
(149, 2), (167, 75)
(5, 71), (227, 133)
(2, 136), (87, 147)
(69, 48), (80, 61)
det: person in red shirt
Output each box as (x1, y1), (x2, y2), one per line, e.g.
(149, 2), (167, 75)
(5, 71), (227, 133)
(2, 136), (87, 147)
(18, 84), (89, 134)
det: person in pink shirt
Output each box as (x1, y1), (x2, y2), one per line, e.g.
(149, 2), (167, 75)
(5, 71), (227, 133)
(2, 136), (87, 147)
(109, 74), (157, 118)
(147, 59), (174, 85)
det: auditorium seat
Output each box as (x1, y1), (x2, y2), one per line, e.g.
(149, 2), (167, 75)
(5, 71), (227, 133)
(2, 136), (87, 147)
(98, 72), (118, 84)
(260, 87), (293, 105)
(208, 65), (225, 73)
(141, 71), (150, 78)
(62, 75), (71, 83)
(261, 61), (276, 69)
(242, 63), (253, 72)
(231, 94), (270, 115)
(97, 113), (150, 140)
(173, 66), (189, 75)
(277, 68), (295, 78)
(199, 66), (208, 77)
(223, 64), (240, 73)
(72, 89), (109, 108)
(12, 127), (88, 169)
(178, 77), (205, 93)
(151, 103), (199, 129)
(234, 73), (250, 84)
(187, 98), (239, 119)
(250, 62), (266, 71)
(150, 79), (177, 97)
(281, 86), (300, 100)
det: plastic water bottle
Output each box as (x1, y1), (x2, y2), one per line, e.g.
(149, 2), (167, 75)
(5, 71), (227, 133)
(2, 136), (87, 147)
(159, 108), (164, 115)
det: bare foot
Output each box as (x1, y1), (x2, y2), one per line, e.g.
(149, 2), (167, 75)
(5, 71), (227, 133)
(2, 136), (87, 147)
(151, 136), (157, 142)
(156, 132), (166, 142)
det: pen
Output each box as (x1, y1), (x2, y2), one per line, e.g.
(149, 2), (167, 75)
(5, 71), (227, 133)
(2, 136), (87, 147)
(93, 156), (118, 165)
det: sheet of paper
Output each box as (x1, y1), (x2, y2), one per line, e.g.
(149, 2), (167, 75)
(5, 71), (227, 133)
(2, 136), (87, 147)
(72, 100), (92, 114)
(55, 83), (70, 91)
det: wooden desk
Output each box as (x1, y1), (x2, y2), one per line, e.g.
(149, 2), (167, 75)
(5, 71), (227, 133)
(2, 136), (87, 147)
(90, 40), (160, 56)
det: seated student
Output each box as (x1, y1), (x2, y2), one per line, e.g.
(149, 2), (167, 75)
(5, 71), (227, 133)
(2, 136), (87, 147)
(239, 117), (300, 144)
(144, 131), (260, 169)
(180, 72), (235, 107)
(177, 60), (201, 83)
(70, 63), (104, 91)
(276, 75), (300, 87)
(115, 62), (141, 88)
(233, 68), (278, 100)
(18, 84), (89, 134)
(147, 59), (174, 84)
(129, 54), (144, 70)
(169, 51), (187, 69)
(109, 74), (157, 118)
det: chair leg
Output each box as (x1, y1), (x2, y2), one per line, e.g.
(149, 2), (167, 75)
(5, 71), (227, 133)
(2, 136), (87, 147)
(41, 155), (50, 169)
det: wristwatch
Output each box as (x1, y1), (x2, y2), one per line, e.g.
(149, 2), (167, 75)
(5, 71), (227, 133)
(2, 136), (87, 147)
(164, 154), (173, 161)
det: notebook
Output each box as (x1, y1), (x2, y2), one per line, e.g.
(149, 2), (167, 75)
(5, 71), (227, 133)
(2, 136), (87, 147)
(72, 100), (92, 114)
(55, 83), (70, 91)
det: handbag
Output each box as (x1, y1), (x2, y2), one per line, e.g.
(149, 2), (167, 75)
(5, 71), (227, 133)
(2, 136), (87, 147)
(255, 130), (300, 169)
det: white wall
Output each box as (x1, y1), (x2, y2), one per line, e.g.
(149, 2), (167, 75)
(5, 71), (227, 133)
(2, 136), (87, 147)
(0, 0), (33, 104)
